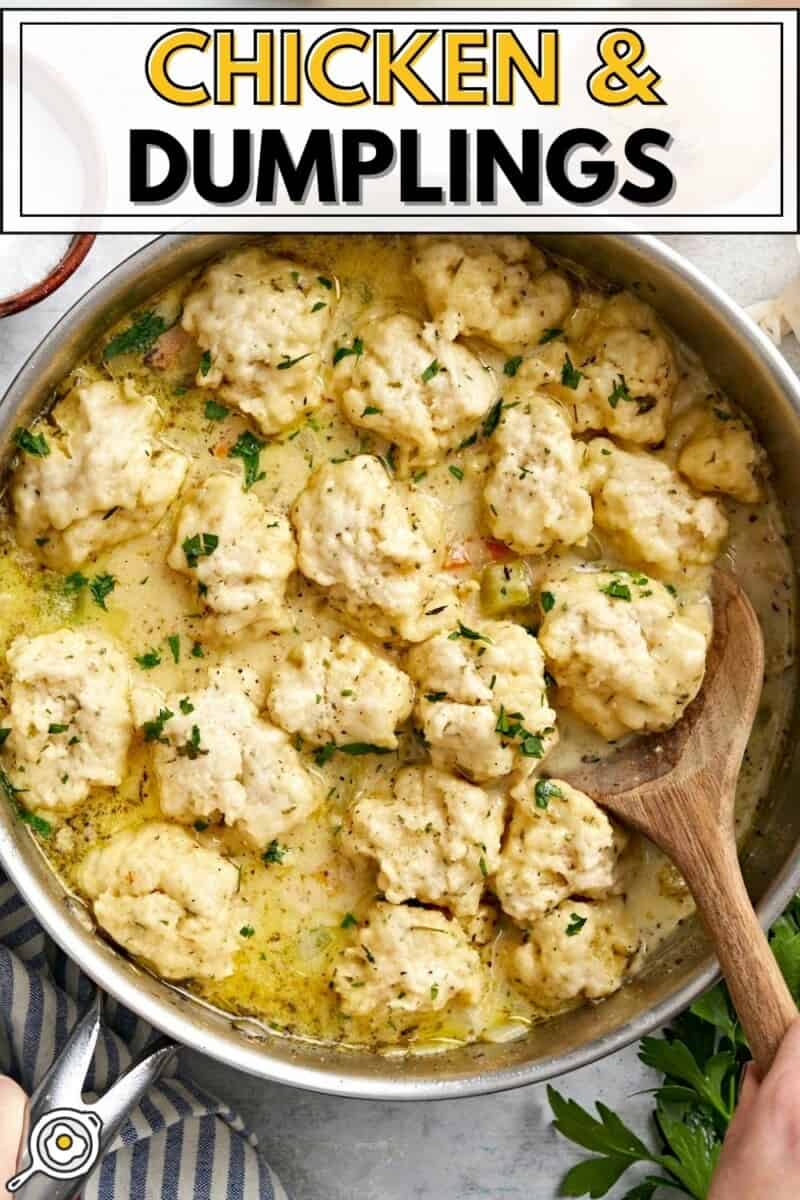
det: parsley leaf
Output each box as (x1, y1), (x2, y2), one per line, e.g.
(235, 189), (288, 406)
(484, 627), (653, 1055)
(421, 359), (441, 383)
(481, 399), (503, 439)
(341, 912), (358, 929)
(179, 697), (194, 715)
(0, 729), (9, 748)
(317, 275), (333, 290)
(229, 431), (266, 491)
(89, 573), (116, 610)
(204, 399), (229, 421)
(332, 337), (364, 367)
(448, 465), (464, 481)
(176, 724), (208, 760)
(600, 579), (632, 601)
(608, 374), (631, 409)
(540, 590), (556, 613)
(278, 352), (312, 371)
(561, 353), (584, 390)
(534, 779), (562, 809)
(182, 532), (219, 569)
(240, 925), (255, 938)
(64, 571), (88, 595)
(448, 621), (492, 644)
(199, 349), (213, 376)
(142, 707), (174, 743)
(14, 427), (49, 457)
(503, 356), (523, 377)
(263, 839), (288, 865)
(135, 648), (162, 670)
(103, 311), (167, 359)
(166, 634), (180, 664)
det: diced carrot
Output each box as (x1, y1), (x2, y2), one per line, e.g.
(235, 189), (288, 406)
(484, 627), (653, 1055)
(213, 440), (232, 459)
(444, 542), (471, 570)
(483, 537), (514, 562)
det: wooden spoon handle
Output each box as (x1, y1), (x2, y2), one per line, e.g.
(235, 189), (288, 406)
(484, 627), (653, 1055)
(683, 831), (797, 1076)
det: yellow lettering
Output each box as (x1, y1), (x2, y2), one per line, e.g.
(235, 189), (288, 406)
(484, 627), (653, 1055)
(215, 30), (273, 104)
(282, 30), (302, 104)
(374, 30), (438, 104)
(445, 31), (487, 104)
(146, 29), (210, 107)
(494, 30), (558, 104)
(306, 29), (370, 106)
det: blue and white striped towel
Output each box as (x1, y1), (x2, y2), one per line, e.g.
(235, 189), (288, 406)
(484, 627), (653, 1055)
(0, 867), (289, 1200)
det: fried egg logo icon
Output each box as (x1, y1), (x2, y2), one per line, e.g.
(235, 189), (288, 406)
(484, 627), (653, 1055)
(5, 1107), (103, 1191)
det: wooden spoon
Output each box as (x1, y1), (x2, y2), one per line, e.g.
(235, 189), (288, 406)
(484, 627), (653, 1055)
(564, 570), (797, 1075)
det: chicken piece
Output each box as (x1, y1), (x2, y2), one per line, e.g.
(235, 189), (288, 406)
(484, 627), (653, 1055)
(3, 630), (132, 814)
(11, 380), (188, 569)
(526, 292), (677, 444)
(79, 823), (242, 980)
(537, 568), (711, 740)
(332, 313), (495, 471)
(291, 455), (458, 642)
(411, 235), (572, 350)
(167, 472), (297, 639)
(407, 621), (557, 782)
(134, 667), (318, 849)
(334, 901), (483, 1017)
(493, 779), (626, 922)
(484, 393), (593, 555)
(267, 634), (413, 749)
(348, 766), (505, 915)
(668, 403), (767, 504)
(510, 899), (637, 1009)
(583, 438), (728, 580)
(181, 248), (335, 435)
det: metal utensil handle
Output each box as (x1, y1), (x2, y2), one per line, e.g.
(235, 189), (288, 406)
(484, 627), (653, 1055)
(8, 997), (177, 1200)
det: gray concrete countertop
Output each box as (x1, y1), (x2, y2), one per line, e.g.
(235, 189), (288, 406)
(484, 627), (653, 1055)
(0, 233), (796, 1200)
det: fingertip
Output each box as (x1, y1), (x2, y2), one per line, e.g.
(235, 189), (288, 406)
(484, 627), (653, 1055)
(0, 1076), (28, 1183)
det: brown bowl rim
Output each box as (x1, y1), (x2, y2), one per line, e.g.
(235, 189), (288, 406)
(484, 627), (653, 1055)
(0, 234), (95, 319)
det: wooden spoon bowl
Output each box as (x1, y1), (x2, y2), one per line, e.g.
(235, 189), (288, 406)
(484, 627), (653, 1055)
(565, 570), (797, 1075)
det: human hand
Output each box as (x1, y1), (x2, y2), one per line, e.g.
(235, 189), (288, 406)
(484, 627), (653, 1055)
(0, 1076), (27, 1188)
(709, 1016), (800, 1200)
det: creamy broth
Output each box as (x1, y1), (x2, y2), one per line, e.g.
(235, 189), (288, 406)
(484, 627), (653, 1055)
(0, 235), (794, 1052)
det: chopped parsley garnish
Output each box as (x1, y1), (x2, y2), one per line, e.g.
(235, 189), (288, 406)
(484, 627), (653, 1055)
(448, 465), (464, 481)
(566, 912), (587, 936)
(199, 349), (213, 376)
(362, 405), (382, 416)
(430, 983), (439, 1000)
(48, 723), (68, 735)
(14, 427), (50, 457)
(89, 573), (116, 610)
(534, 779), (563, 809)
(263, 839), (288, 865)
(495, 705), (545, 759)
(179, 697), (194, 714)
(600, 579), (632, 601)
(135, 648), (162, 670)
(540, 590), (556, 613)
(421, 359), (440, 383)
(561, 353), (584, 390)
(193, 820), (208, 832)
(182, 531), (219, 568)
(1, 768), (51, 837)
(229, 431), (266, 491)
(142, 707), (174, 743)
(166, 634), (180, 664)
(479, 855), (488, 877)
(317, 275), (333, 290)
(424, 691), (448, 703)
(503, 356), (523, 377)
(0, 729), (10, 747)
(311, 301), (327, 313)
(608, 375), (631, 409)
(239, 925), (255, 938)
(176, 724), (208, 760)
(539, 327), (564, 344)
(313, 742), (390, 764)
(481, 399), (503, 439)
(313, 743), (337, 766)
(64, 571), (89, 594)
(103, 311), (167, 359)
(191, 641), (204, 658)
(332, 337), (364, 367)
(278, 352), (312, 370)
(341, 912), (358, 929)
(204, 399), (229, 421)
(665, 583), (678, 596)
(448, 621), (492, 644)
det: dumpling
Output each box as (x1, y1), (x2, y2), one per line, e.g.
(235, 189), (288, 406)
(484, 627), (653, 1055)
(181, 247), (335, 434)
(11, 380), (188, 569)
(267, 634), (413, 749)
(167, 472), (297, 639)
(348, 766), (505, 915)
(411, 235), (572, 350)
(407, 620), (557, 781)
(291, 455), (459, 642)
(331, 313), (495, 470)
(3, 629), (132, 813)
(79, 823), (242, 980)
(537, 568), (711, 740)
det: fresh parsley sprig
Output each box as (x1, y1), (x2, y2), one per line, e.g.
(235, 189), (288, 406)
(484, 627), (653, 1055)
(549, 894), (800, 1198)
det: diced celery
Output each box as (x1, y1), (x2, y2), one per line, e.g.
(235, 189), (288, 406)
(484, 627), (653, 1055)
(480, 560), (531, 616)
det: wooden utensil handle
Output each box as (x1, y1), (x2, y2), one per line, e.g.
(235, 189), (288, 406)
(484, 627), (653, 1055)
(685, 832), (797, 1076)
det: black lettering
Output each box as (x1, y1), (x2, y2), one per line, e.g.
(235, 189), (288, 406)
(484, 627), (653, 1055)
(194, 130), (251, 203)
(476, 130), (540, 203)
(341, 131), (395, 203)
(400, 130), (442, 203)
(130, 130), (188, 203)
(546, 128), (614, 204)
(620, 128), (674, 204)
(256, 129), (336, 203)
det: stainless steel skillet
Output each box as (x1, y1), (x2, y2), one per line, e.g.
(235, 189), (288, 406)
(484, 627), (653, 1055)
(0, 234), (799, 1123)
